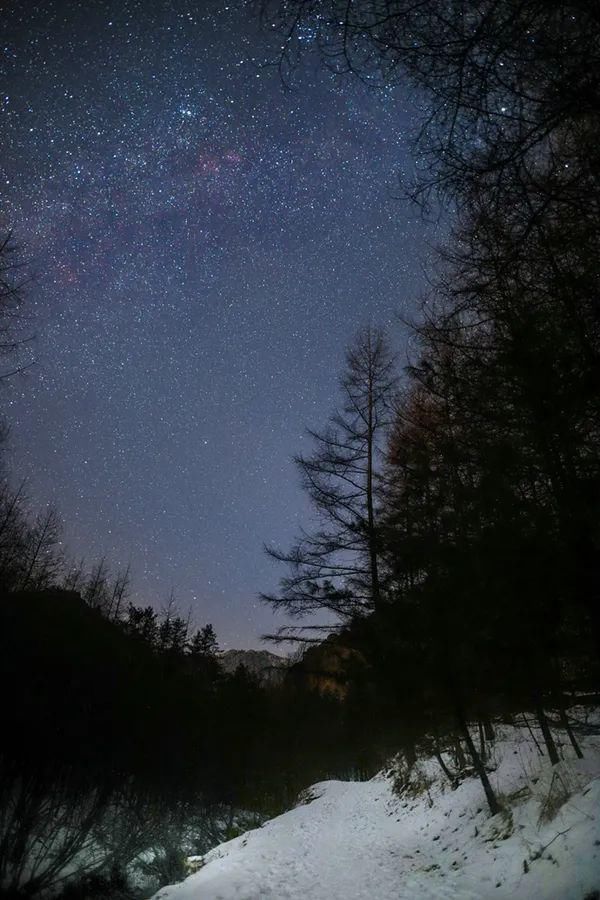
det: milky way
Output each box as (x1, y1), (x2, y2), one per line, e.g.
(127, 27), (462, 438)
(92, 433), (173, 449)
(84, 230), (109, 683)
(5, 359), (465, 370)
(1, 0), (433, 647)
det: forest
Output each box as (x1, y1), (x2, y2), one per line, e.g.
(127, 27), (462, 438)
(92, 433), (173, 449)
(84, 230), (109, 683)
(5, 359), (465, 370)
(1, 0), (599, 897)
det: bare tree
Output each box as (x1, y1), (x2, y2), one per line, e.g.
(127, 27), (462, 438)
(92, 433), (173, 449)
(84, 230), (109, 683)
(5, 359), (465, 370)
(107, 563), (132, 621)
(19, 506), (63, 591)
(62, 556), (87, 592)
(0, 477), (29, 590)
(83, 557), (110, 611)
(0, 230), (34, 380)
(260, 0), (600, 211)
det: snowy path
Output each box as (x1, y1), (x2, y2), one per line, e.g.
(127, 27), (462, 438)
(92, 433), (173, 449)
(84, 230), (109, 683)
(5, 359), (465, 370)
(155, 779), (479, 900)
(152, 729), (600, 900)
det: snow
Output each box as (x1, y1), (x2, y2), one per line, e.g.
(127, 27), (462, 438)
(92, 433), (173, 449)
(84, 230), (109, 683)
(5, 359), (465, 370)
(151, 719), (600, 900)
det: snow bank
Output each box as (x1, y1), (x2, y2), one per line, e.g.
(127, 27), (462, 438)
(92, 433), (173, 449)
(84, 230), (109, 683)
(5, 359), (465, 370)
(151, 722), (600, 900)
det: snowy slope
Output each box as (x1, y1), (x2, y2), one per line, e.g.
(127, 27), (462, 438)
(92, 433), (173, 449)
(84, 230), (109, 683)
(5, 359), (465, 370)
(152, 722), (600, 900)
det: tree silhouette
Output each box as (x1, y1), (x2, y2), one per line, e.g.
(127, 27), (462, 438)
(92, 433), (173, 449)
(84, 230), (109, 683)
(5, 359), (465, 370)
(263, 327), (397, 637)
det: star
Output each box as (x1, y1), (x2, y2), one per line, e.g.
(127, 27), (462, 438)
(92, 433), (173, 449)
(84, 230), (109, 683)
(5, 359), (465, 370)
(2, 0), (435, 648)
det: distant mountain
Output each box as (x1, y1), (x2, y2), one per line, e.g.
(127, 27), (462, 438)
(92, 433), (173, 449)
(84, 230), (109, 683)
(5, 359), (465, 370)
(218, 649), (289, 683)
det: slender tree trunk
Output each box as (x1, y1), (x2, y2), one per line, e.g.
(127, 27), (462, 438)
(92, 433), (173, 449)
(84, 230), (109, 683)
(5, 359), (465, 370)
(0, 480), (26, 541)
(19, 532), (45, 591)
(456, 709), (501, 815)
(522, 712), (544, 756)
(557, 701), (584, 759)
(535, 704), (560, 765)
(366, 374), (381, 609)
(434, 743), (455, 786)
(478, 721), (487, 763)
(454, 736), (467, 770)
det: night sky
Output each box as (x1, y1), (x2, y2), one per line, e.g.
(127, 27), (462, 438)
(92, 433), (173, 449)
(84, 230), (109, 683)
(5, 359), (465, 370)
(2, 0), (433, 648)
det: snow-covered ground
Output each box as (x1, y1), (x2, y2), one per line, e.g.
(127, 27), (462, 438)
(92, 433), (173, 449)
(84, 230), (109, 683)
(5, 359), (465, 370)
(152, 719), (600, 900)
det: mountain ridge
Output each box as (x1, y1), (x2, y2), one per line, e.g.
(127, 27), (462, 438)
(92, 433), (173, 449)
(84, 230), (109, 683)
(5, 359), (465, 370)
(217, 648), (289, 682)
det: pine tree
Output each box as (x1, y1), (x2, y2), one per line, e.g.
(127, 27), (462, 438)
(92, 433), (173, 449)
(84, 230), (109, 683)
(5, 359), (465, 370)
(263, 327), (397, 635)
(189, 623), (219, 657)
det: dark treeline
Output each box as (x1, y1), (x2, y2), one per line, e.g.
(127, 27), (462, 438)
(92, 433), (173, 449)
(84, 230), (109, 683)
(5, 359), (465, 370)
(0, 241), (390, 898)
(261, 0), (600, 817)
(0, 494), (396, 898)
(2, 0), (600, 895)
(0, 411), (394, 897)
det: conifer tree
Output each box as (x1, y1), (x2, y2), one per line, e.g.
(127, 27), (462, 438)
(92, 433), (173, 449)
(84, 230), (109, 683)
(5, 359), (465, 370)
(263, 327), (396, 635)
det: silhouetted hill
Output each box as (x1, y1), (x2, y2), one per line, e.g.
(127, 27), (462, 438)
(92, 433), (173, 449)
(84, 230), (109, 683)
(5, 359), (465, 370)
(218, 649), (289, 683)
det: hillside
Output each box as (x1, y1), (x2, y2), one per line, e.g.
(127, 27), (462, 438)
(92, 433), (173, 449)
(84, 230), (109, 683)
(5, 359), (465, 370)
(152, 718), (600, 900)
(218, 649), (289, 683)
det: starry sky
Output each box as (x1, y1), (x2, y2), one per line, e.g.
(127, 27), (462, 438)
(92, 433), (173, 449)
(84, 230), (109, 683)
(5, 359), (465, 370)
(1, 0), (434, 648)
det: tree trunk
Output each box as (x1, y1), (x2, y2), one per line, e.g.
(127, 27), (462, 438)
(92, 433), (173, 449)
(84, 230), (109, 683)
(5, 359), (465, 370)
(454, 736), (467, 770)
(557, 701), (584, 759)
(535, 704), (560, 765)
(483, 719), (495, 741)
(366, 373), (381, 610)
(522, 712), (544, 756)
(456, 710), (501, 815)
(478, 721), (486, 763)
(434, 745), (455, 786)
